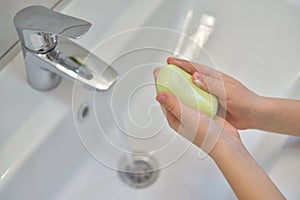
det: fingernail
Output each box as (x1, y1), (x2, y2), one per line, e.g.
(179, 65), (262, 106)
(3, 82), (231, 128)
(194, 72), (201, 79)
(193, 72), (202, 86)
(157, 94), (166, 103)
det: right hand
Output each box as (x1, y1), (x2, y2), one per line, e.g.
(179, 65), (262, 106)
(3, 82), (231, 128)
(167, 57), (262, 130)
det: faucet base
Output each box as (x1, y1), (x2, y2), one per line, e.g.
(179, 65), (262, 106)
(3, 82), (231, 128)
(27, 71), (61, 91)
(23, 48), (62, 91)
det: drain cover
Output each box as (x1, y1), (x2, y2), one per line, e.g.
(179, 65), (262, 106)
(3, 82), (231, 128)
(118, 154), (159, 189)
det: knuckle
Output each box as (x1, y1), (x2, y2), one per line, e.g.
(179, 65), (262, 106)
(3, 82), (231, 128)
(167, 102), (176, 112)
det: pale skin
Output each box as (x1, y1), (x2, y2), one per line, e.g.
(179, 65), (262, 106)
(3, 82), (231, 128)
(154, 57), (300, 199)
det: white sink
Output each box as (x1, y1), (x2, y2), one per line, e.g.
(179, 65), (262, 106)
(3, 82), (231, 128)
(0, 0), (299, 199)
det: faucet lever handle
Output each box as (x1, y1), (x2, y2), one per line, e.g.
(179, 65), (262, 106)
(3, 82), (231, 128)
(14, 5), (91, 53)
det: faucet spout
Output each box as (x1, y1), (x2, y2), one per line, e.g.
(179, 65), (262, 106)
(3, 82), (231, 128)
(14, 6), (118, 91)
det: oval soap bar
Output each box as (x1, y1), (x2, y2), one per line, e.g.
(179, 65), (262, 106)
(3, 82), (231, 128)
(156, 64), (218, 117)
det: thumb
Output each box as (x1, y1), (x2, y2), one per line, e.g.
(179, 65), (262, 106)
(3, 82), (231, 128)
(192, 72), (226, 100)
(156, 92), (198, 126)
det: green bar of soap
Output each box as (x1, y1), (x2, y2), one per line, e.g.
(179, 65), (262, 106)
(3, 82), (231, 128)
(156, 64), (218, 117)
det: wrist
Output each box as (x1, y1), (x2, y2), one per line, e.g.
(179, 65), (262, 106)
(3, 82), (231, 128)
(208, 132), (245, 162)
(250, 96), (272, 130)
(248, 95), (269, 129)
(209, 130), (285, 200)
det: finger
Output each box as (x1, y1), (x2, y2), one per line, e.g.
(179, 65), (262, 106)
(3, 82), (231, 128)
(159, 106), (180, 130)
(192, 71), (226, 101)
(167, 57), (220, 78)
(156, 92), (182, 121)
(156, 92), (183, 131)
(156, 92), (197, 126)
(167, 57), (198, 74)
(156, 92), (206, 132)
(157, 91), (220, 151)
(164, 108), (181, 131)
(153, 67), (160, 82)
(157, 92), (199, 142)
(216, 104), (227, 118)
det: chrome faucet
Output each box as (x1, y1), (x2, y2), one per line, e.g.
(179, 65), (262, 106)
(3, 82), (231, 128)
(14, 5), (118, 91)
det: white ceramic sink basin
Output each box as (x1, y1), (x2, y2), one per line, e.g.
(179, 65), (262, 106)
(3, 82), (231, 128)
(0, 0), (300, 199)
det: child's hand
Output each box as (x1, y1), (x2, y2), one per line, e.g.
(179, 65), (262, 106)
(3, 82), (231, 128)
(153, 67), (239, 155)
(167, 57), (262, 130)
(155, 91), (240, 155)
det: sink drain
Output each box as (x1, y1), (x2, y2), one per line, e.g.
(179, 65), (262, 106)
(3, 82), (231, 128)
(118, 154), (159, 189)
